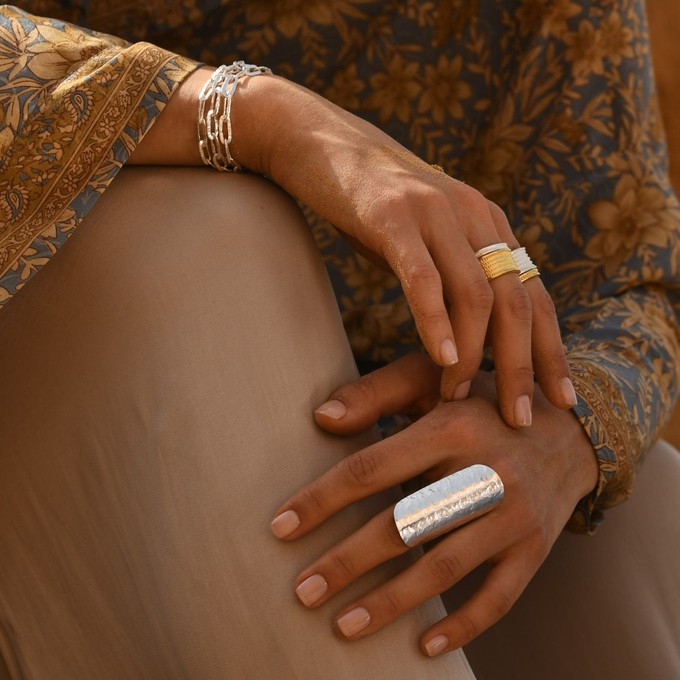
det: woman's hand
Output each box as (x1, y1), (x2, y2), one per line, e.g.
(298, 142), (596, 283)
(131, 67), (576, 427)
(270, 353), (598, 656)
(231, 75), (575, 427)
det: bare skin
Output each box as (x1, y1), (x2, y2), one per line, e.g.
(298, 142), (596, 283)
(129, 67), (576, 429)
(131, 66), (599, 654)
(271, 355), (599, 656)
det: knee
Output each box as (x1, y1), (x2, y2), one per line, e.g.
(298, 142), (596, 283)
(72, 167), (325, 325)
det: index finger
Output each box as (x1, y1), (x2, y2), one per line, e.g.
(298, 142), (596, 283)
(270, 405), (476, 540)
(386, 233), (460, 368)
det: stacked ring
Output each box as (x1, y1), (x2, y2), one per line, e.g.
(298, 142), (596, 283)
(512, 246), (540, 283)
(476, 243), (520, 281)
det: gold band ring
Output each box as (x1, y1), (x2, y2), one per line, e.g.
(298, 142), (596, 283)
(519, 268), (540, 283)
(478, 248), (520, 280)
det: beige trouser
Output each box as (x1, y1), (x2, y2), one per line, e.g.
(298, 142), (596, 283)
(0, 169), (678, 679)
(447, 437), (680, 680)
(0, 168), (474, 679)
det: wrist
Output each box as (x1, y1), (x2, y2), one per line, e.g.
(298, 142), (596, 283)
(228, 74), (292, 176)
(129, 65), (211, 166)
(559, 407), (600, 502)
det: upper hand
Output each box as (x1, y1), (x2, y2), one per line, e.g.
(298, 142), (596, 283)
(270, 353), (598, 656)
(236, 76), (576, 427)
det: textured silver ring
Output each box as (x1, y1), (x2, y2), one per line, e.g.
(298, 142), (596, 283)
(393, 465), (504, 548)
(512, 246), (540, 283)
(511, 246), (536, 274)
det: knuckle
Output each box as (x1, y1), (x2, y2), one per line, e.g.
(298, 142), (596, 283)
(488, 589), (514, 620)
(348, 375), (378, 404)
(456, 612), (480, 645)
(420, 308), (450, 326)
(505, 285), (532, 323)
(456, 185), (488, 215)
(428, 553), (464, 588)
(464, 275), (494, 312)
(532, 285), (557, 318)
(336, 377), (380, 421)
(300, 484), (327, 516)
(381, 589), (402, 619)
(510, 365), (535, 383)
(329, 550), (356, 581)
(541, 347), (569, 371)
(403, 262), (442, 291)
(413, 182), (446, 207)
(344, 450), (379, 487)
(486, 200), (510, 227)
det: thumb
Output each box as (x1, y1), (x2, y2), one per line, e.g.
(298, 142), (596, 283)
(314, 352), (441, 435)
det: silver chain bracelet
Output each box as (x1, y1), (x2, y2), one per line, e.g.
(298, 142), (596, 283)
(197, 61), (272, 172)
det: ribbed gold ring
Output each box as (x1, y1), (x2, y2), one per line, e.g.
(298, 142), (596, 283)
(478, 248), (520, 281)
(519, 267), (540, 283)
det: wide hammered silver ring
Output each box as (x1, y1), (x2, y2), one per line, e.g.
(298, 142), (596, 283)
(393, 465), (504, 548)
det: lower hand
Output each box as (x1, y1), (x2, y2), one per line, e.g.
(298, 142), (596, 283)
(270, 353), (598, 656)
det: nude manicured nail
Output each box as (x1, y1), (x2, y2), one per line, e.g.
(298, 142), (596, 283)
(424, 635), (449, 657)
(514, 394), (532, 427)
(315, 399), (347, 419)
(270, 509), (300, 538)
(295, 574), (328, 607)
(336, 607), (371, 637)
(560, 377), (578, 406)
(440, 338), (459, 366)
(453, 380), (471, 401)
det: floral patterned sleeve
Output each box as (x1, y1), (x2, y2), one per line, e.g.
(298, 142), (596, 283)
(0, 5), (199, 304)
(4, 1), (680, 533)
(188, 0), (679, 533)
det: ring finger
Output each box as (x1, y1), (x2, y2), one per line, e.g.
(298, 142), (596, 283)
(328, 508), (512, 640)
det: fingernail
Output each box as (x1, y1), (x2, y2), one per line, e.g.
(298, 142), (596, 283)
(424, 634), (449, 657)
(295, 574), (328, 607)
(270, 509), (300, 538)
(315, 399), (347, 419)
(560, 377), (578, 406)
(514, 394), (532, 427)
(440, 338), (459, 366)
(336, 607), (371, 637)
(453, 380), (471, 400)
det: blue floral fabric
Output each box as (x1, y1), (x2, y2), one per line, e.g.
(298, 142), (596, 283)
(2, 1), (680, 531)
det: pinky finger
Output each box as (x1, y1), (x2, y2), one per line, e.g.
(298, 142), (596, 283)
(419, 554), (539, 657)
(525, 278), (576, 410)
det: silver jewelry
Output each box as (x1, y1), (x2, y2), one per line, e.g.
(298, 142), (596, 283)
(474, 242), (509, 259)
(511, 247), (540, 283)
(393, 464), (504, 548)
(197, 62), (272, 172)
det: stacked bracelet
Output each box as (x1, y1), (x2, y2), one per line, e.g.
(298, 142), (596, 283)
(197, 61), (272, 172)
